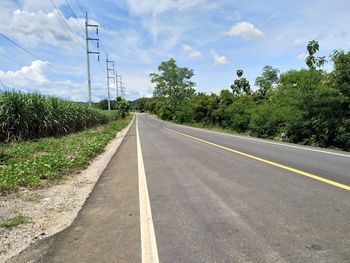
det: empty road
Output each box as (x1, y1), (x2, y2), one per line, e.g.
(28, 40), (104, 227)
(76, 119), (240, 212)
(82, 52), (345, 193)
(11, 113), (350, 262)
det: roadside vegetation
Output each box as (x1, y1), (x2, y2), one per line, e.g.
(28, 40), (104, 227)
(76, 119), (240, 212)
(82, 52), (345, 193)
(0, 116), (131, 193)
(0, 91), (131, 193)
(0, 91), (112, 142)
(135, 41), (350, 151)
(96, 96), (130, 118)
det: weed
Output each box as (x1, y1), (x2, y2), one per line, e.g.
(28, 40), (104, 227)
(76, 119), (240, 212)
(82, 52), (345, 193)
(0, 213), (27, 229)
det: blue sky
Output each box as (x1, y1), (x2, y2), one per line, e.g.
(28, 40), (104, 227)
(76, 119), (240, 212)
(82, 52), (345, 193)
(0, 0), (349, 101)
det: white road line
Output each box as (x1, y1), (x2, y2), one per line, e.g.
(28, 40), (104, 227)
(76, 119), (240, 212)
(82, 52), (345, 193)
(148, 115), (350, 158)
(136, 115), (159, 263)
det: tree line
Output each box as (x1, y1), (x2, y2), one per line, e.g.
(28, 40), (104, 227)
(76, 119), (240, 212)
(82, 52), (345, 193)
(135, 41), (350, 151)
(96, 96), (130, 118)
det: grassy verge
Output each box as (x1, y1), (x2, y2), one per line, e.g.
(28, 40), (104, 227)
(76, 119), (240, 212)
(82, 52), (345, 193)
(0, 116), (132, 194)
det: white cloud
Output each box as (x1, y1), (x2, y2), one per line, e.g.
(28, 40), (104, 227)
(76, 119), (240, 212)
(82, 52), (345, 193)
(124, 0), (203, 15)
(182, 44), (202, 59)
(8, 9), (85, 48)
(121, 72), (154, 99)
(20, 0), (66, 12)
(123, 0), (202, 49)
(224, 21), (264, 40)
(0, 60), (49, 88)
(0, 59), (153, 101)
(0, 60), (89, 101)
(210, 50), (228, 65)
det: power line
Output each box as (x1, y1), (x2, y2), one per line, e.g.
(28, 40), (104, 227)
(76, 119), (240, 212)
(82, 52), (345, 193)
(74, 0), (86, 17)
(48, 0), (86, 50)
(0, 33), (55, 69)
(64, 0), (85, 31)
(98, 59), (105, 73)
(0, 52), (23, 67)
(64, 0), (79, 18)
(0, 79), (7, 89)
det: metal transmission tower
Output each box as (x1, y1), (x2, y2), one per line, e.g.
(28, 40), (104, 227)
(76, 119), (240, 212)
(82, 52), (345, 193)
(120, 81), (126, 98)
(85, 12), (100, 106)
(105, 54), (115, 113)
(117, 76), (125, 98)
(116, 74), (121, 98)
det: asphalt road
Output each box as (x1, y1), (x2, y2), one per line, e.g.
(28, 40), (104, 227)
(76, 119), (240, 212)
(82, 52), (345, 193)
(10, 113), (350, 262)
(138, 114), (350, 262)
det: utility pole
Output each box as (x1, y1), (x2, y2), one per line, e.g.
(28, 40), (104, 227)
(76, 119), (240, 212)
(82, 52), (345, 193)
(106, 54), (115, 114)
(85, 12), (100, 106)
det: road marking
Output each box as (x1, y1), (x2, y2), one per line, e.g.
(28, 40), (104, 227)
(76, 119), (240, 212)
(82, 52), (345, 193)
(178, 125), (350, 158)
(148, 115), (350, 158)
(137, 116), (159, 263)
(165, 127), (350, 191)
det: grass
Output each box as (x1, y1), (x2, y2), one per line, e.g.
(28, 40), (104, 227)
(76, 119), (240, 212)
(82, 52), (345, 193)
(0, 213), (27, 229)
(0, 116), (131, 193)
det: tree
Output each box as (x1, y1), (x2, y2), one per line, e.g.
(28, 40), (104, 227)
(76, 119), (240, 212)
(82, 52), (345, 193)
(146, 47), (350, 151)
(150, 58), (196, 114)
(98, 99), (117, 110)
(330, 50), (350, 150)
(98, 99), (109, 110)
(255, 65), (280, 97)
(305, 40), (326, 70)
(135, 97), (149, 112)
(231, 69), (251, 95)
(115, 96), (129, 118)
(212, 90), (233, 127)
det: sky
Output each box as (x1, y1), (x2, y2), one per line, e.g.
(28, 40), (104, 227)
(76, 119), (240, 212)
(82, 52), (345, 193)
(0, 0), (349, 102)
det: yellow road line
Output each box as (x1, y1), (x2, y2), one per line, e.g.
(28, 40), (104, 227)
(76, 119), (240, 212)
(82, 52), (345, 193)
(165, 127), (350, 191)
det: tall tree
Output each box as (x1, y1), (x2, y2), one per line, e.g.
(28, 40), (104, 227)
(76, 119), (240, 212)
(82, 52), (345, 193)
(150, 58), (196, 102)
(305, 40), (326, 70)
(115, 96), (130, 118)
(255, 65), (280, 97)
(330, 50), (350, 150)
(231, 69), (251, 95)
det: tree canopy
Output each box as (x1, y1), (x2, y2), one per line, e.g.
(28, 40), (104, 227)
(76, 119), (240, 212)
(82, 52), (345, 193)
(142, 41), (350, 151)
(150, 58), (195, 100)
